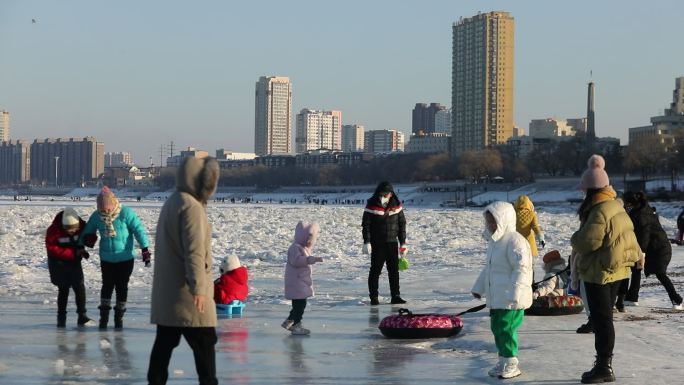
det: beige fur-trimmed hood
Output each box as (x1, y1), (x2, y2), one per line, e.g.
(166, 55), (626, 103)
(176, 157), (219, 203)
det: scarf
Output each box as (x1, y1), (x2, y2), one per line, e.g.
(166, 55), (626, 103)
(99, 202), (121, 238)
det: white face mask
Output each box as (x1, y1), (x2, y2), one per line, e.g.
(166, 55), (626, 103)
(380, 196), (390, 206)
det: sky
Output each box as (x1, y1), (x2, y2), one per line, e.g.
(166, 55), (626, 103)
(1, 0), (683, 165)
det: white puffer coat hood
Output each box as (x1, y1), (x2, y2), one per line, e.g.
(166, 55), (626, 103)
(472, 201), (533, 310)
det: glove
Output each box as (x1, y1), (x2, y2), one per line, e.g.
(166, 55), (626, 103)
(76, 247), (89, 260)
(362, 243), (371, 255)
(142, 247), (151, 267)
(399, 245), (408, 257)
(313, 256), (323, 263)
(538, 234), (546, 249)
(83, 233), (98, 248)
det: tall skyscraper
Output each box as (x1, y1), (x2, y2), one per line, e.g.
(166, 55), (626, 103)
(295, 109), (342, 153)
(452, 11), (514, 154)
(0, 110), (9, 142)
(412, 103), (446, 134)
(342, 124), (365, 152)
(255, 76), (292, 156)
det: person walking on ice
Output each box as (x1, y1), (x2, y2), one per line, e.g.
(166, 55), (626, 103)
(282, 221), (323, 335)
(471, 201), (533, 379)
(81, 186), (151, 330)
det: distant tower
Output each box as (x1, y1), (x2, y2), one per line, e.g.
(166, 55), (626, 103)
(586, 81), (596, 146)
(255, 76), (292, 156)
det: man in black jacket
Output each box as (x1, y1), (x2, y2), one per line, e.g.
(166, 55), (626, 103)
(362, 181), (408, 305)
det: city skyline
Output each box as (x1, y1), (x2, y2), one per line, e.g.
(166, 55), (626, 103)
(1, 1), (683, 164)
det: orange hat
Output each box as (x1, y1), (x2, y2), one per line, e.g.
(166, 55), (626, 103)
(542, 250), (561, 264)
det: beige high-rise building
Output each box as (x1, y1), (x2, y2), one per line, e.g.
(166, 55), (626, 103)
(342, 124), (365, 152)
(255, 76), (292, 156)
(0, 110), (9, 142)
(30, 137), (104, 186)
(295, 109), (342, 153)
(452, 11), (514, 154)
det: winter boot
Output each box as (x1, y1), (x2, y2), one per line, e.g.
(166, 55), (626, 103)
(370, 296), (379, 306)
(281, 319), (295, 331)
(114, 302), (126, 330)
(290, 323), (310, 335)
(98, 304), (111, 330)
(487, 357), (505, 377)
(581, 355), (615, 383)
(576, 317), (593, 334)
(390, 295), (407, 304)
(57, 312), (67, 328)
(499, 357), (521, 379)
(77, 313), (95, 327)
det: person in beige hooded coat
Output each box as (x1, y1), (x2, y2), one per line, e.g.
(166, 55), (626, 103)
(147, 157), (219, 385)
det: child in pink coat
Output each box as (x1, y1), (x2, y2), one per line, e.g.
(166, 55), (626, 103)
(282, 221), (323, 335)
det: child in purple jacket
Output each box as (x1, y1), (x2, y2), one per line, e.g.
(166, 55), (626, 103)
(282, 221), (323, 335)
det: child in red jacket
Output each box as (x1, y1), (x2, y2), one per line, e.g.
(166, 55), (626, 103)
(45, 208), (97, 327)
(214, 255), (249, 304)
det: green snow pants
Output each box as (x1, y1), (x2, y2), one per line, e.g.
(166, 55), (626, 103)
(490, 309), (524, 357)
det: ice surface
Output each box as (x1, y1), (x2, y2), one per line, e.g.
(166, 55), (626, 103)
(1, 199), (684, 384)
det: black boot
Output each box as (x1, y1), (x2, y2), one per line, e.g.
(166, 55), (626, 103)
(581, 355), (615, 383)
(370, 296), (379, 306)
(391, 295), (406, 304)
(98, 305), (111, 330)
(114, 304), (126, 330)
(576, 317), (593, 334)
(57, 312), (67, 328)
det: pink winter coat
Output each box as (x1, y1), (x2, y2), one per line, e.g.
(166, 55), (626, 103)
(284, 222), (321, 300)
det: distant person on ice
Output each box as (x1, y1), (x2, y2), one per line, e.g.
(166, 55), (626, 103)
(471, 201), (533, 379)
(677, 207), (684, 244)
(282, 221), (323, 335)
(362, 181), (408, 305)
(148, 157), (220, 385)
(570, 154), (640, 384)
(81, 186), (151, 330)
(214, 254), (249, 305)
(45, 208), (97, 327)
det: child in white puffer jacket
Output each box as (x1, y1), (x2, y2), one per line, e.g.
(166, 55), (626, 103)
(471, 201), (533, 380)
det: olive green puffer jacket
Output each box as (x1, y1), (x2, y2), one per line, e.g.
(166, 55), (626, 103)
(571, 199), (641, 285)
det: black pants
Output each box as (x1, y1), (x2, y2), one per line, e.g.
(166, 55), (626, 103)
(585, 281), (620, 357)
(618, 266), (641, 302)
(147, 325), (218, 385)
(48, 258), (87, 314)
(654, 272), (683, 305)
(100, 259), (134, 303)
(288, 299), (307, 324)
(368, 242), (400, 298)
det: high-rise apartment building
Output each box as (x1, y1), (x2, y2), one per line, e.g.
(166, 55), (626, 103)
(255, 76), (292, 156)
(412, 103), (446, 134)
(0, 140), (30, 184)
(30, 137), (104, 186)
(566, 118), (587, 134)
(0, 110), (9, 142)
(295, 109), (342, 153)
(629, 77), (684, 150)
(434, 108), (452, 135)
(452, 11), (514, 154)
(342, 124), (365, 152)
(364, 129), (404, 153)
(529, 119), (575, 138)
(104, 152), (133, 167)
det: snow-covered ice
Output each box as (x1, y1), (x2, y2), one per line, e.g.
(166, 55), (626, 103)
(1, 198), (684, 384)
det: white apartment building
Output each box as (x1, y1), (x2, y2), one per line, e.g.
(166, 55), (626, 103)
(342, 124), (364, 152)
(255, 76), (292, 156)
(215, 149), (256, 160)
(0, 110), (9, 142)
(529, 118), (576, 138)
(295, 109), (342, 153)
(104, 152), (133, 167)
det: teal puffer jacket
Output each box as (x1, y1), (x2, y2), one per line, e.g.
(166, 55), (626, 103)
(82, 206), (150, 263)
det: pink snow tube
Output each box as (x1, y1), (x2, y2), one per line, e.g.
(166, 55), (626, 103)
(379, 308), (464, 339)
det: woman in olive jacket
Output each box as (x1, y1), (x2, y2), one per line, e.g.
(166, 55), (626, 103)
(570, 155), (641, 384)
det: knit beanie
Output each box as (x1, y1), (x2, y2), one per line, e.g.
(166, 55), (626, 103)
(61, 208), (80, 227)
(96, 186), (118, 212)
(220, 254), (241, 273)
(578, 154), (610, 190)
(542, 250), (561, 264)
